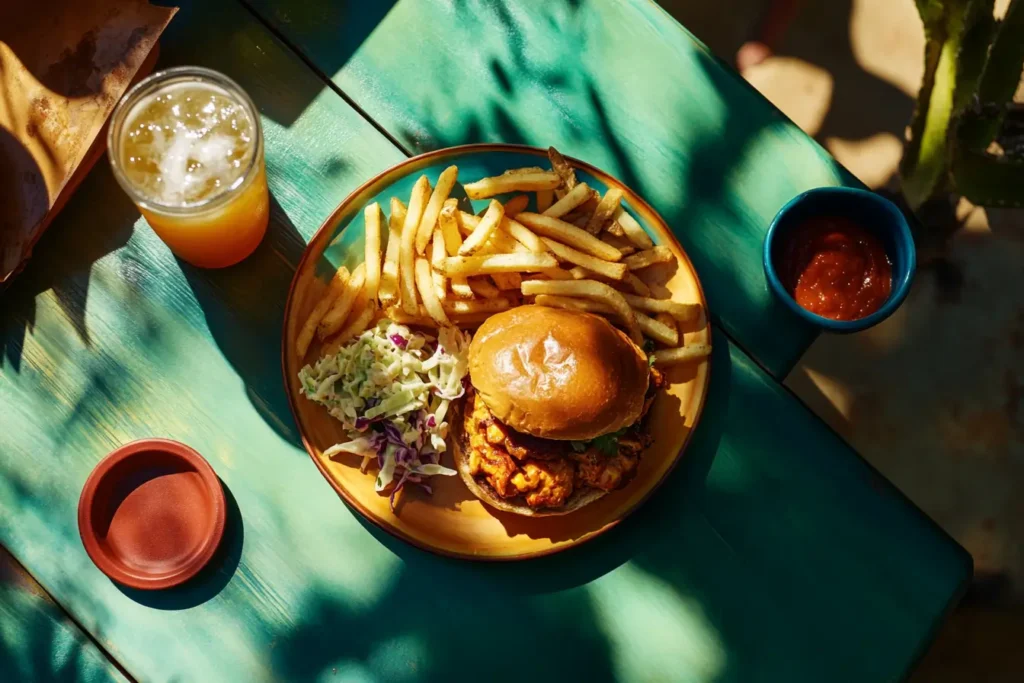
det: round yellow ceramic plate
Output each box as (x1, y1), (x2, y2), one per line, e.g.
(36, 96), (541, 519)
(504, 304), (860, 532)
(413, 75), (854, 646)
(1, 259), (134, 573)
(282, 144), (711, 560)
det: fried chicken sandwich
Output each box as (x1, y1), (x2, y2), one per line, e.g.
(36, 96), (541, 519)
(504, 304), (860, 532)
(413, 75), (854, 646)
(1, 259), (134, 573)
(452, 305), (663, 516)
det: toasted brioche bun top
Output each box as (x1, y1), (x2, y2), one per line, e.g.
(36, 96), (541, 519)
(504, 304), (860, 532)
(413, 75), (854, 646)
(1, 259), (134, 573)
(468, 305), (649, 441)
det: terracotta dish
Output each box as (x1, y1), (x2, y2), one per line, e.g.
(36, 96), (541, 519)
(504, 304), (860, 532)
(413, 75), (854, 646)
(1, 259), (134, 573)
(78, 438), (225, 589)
(282, 144), (711, 560)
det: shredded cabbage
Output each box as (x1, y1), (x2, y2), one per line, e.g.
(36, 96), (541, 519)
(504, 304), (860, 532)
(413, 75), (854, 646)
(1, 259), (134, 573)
(298, 320), (470, 509)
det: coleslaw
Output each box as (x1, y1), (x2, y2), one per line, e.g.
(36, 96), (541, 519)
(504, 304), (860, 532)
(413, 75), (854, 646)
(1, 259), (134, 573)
(298, 319), (470, 509)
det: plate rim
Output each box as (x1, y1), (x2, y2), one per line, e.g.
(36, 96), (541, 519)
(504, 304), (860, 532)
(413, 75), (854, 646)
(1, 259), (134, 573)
(281, 143), (712, 561)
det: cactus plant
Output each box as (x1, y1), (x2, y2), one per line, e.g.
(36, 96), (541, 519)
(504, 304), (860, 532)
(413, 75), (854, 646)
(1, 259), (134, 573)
(901, 0), (1024, 211)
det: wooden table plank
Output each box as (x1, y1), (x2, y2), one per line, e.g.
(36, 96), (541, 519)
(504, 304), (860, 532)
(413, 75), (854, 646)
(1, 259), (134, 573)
(0, 1), (967, 681)
(0, 546), (128, 683)
(244, 0), (857, 378)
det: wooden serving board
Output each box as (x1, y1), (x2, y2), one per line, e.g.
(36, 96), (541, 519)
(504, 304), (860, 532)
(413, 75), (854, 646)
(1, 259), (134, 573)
(283, 144), (712, 559)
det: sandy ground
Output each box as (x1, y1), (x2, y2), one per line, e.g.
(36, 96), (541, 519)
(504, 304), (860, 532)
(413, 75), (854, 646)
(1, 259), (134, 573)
(659, 0), (1024, 678)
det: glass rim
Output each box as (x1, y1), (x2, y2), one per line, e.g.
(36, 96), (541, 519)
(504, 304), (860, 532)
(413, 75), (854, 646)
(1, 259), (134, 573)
(107, 66), (264, 215)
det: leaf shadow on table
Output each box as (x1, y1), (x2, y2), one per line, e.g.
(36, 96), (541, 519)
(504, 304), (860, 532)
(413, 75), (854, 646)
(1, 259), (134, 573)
(266, 337), (735, 682)
(178, 194), (307, 448)
(0, 162), (138, 374)
(115, 478), (244, 610)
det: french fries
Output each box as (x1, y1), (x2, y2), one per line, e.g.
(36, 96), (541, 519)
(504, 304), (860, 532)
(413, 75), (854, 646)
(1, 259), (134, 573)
(613, 207), (654, 249)
(543, 238), (628, 281)
(621, 293), (702, 321)
(463, 170), (560, 199)
(624, 246), (674, 270)
(415, 257), (449, 325)
(430, 228), (447, 300)
(459, 200), (505, 255)
(440, 252), (558, 276)
(543, 182), (593, 218)
(536, 189), (554, 212)
(584, 188), (623, 235)
(318, 262), (366, 339)
(503, 194), (529, 216)
(301, 149), (705, 368)
(533, 294), (679, 346)
(568, 266), (651, 297)
(521, 279), (641, 344)
(401, 176), (431, 314)
(548, 146), (577, 193)
(379, 198), (406, 305)
(468, 277), (501, 299)
(363, 203), (382, 302)
(296, 266), (349, 358)
(502, 217), (548, 253)
(515, 212), (623, 261)
(652, 344), (712, 366)
(416, 165), (458, 253)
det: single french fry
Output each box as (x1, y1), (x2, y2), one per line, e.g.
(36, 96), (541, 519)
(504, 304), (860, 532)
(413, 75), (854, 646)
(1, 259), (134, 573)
(584, 188), (624, 235)
(379, 198), (406, 305)
(543, 182), (593, 218)
(548, 147), (577, 192)
(459, 200), (505, 255)
(442, 297), (514, 315)
(536, 266), (575, 280)
(463, 171), (561, 199)
(318, 263), (367, 339)
(653, 344), (712, 366)
(431, 228), (448, 301)
(469, 277), (501, 299)
(363, 203), (382, 302)
(491, 272), (523, 290)
(438, 202), (474, 298)
(637, 312), (679, 346)
(614, 207), (654, 249)
(400, 176), (431, 313)
(416, 165), (458, 254)
(624, 246), (674, 270)
(296, 266), (349, 358)
(502, 217), (548, 253)
(440, 252), (558, 277)
(515, 212), (623, 261)
(622, 273), (652, 297)
(323, 299), (378, 356)
(520, 279), (641, 343)
(622, 293), (702, 321)
(536, 189), (554, 212)
(503, 194), (530, 216)
(543, 237), (628, 280)
(415, 257), (449, 325)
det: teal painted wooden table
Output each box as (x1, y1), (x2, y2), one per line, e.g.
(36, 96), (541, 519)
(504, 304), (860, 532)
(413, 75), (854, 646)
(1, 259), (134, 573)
(0, 1), (969, 681)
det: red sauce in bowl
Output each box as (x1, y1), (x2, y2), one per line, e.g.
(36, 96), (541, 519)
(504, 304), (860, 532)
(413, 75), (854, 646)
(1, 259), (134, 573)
(780, 217), (892, 321)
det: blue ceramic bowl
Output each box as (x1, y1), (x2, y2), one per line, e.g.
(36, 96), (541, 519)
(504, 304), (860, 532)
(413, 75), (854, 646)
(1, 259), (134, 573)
(763, 187), (916, 333)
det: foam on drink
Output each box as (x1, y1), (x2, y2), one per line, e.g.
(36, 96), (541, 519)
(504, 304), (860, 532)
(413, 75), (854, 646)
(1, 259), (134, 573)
(119, 82), (256, 207)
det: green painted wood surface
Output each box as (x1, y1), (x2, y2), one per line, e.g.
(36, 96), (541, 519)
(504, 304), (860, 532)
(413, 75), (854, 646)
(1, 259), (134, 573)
(245, 0), (858, 378)
(0, 0), (969, 681)
(0, 546), (127, 683)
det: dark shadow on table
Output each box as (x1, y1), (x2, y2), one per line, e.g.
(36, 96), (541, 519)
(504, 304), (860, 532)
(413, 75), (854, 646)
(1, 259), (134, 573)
(115, 478), (244, 610)
(179, 195), (306, 448)
(0, 161), (138, 373)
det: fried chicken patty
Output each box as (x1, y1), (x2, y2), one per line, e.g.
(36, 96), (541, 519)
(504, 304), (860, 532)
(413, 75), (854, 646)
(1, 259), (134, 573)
(463, 371), (660, 509)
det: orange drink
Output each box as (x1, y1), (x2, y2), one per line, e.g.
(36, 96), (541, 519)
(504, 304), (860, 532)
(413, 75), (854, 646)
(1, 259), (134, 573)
(108, 67), (269, 268)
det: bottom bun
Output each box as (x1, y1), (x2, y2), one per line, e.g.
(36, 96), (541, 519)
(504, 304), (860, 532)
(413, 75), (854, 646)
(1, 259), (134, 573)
(450, 402), (607, 517)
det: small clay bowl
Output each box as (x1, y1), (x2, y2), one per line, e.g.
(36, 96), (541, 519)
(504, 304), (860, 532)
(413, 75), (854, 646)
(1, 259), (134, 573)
(78, 439), (226, 590)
